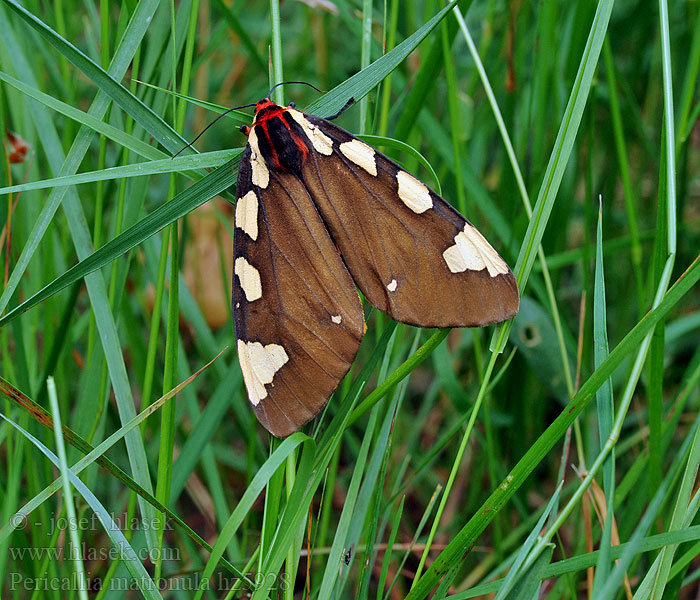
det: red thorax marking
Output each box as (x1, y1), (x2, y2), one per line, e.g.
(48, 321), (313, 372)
(247, 98), (309, 170)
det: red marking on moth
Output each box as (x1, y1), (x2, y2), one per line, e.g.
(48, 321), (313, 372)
(257, 118), (282, 169)
(290, 128), (310, 158)
(247, 98), (309, 170)
(251, 98), (285, 125)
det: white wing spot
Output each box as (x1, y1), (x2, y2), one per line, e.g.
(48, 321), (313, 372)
(396, 171), (432, 213)
(331, 314), (342, 324)
(387, 279), (398, 292)
(339, 139), (377, 175)
(248, 128), (270, 189)
(235, 190), (258, 240)
(237, 340), (289, 405)
(234, 257), (262, 301)
(442, 224), (509, 277)
(235, 302), (240, 309)
(287, 109), (333, 155)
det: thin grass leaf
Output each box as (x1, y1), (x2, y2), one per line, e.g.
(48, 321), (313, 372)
(317, 416), (373, 599)
(494, 484), (561, 599)
(456, 525), (700, 599)
(0, 70), (163, 161)
(595, 414), (700, 600)
(0, 0), (160, 316)
(0, 413), (163, 600)
(591, 202), (616, 594)
(406, 251), (700, 598)
(47, 377), (88, 600)
(359, 134), (442, 194)
(3, 0), (185, 153)
(193, 434), (314, 598)
(502, 546), (554, 600)
(0, 149), (237, 195)
(378, 496), (404, 599)
(0, 2), (163, 549)
(0, 158), (238, 327)
(307, 0), (465, 119)
(492, 0), (615, 353)
(0, 355), (246, 579)
(646, 419), (700, 598)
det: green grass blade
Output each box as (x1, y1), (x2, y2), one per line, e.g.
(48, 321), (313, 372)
(406, 252), (700, 598)
(0, 0), (160, 316)
(591, 203), (615, 594)
(193, 434), (313, 598)
(47, 377), (88, 600)
(0, 158), (238, 327)
(0, 70), (163, 161)
(0, 149), (237, 195)
(493, 0), (615, 352)
(0, 413), (163, 599)
(3, 0), (185, 153)
(307, 0), (464, 118)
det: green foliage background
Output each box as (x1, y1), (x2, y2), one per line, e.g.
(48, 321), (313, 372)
(1, 0), (699, 598)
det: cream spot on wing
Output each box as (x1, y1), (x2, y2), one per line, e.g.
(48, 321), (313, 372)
(331, 314), (342, 324)
(235, 302), (240, 309)
(396, 171), (432, 213)
(235, 190), (258, 240)
(248, 128), (269, 189)
(442, 224), (509, 277)
(237, 340), (289, 405)
(387, 279), (398, 292)
(234, 257), (262, 301)
(287, 109), (333, 155)
(339, 139), (377, 175)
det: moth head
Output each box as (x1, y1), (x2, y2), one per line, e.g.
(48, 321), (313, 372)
(248, 98), (296, 131)
(256, 97), (274, 109)
(254, 97), (278, 116)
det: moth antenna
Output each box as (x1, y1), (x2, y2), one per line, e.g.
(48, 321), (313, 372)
(266, 81), (325, 101)
(172, 101), (258, 159)
(324, 97), (355, 121)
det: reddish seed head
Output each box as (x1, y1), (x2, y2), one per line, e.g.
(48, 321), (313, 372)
(6, 131), (29, 164)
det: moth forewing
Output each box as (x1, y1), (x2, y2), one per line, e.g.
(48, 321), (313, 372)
(232, 97), (519, 437)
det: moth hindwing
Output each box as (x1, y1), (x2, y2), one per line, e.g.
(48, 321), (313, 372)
(233, 97), (519, 437)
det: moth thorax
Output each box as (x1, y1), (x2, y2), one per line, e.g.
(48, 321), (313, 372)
(253, 114), (309, 174)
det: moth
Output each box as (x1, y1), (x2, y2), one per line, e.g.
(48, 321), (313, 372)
(233, 93), (519, 437)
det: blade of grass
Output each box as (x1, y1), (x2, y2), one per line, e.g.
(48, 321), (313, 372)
(406, 250), (700, 598)
(47, 377), (88, 600)
(0, 70), (164, 162)
(602, 41), (644, 306)
(493, 484), (561, 599)
(317, 413), (373, 599)
(0, 0), (161, 316)
(591, 202), (616, 594)
(493, 0), (615, 352)
(0, 157), (238, 327)
(192, 434), (314, 598)
(408, 1), (615, 591)
(0, 149), (237, 195)
(3, 0), (186, 153)
(307, 0), (466, 119)
(0, 2), (162, 549)
(0, 412), (163, 599)
(0, 354), (248, 580)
